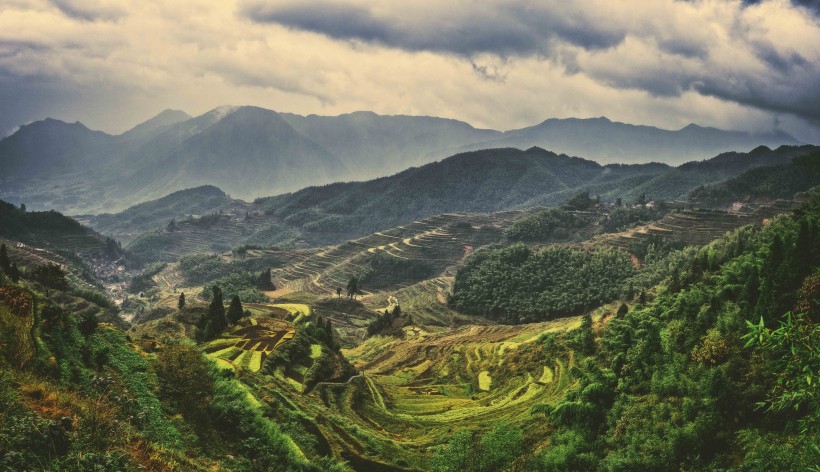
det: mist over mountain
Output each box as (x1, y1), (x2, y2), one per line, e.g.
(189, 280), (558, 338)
(457, 117), (803, 165)
(0, 106), (803, 214)
(280, 111), (501, 179)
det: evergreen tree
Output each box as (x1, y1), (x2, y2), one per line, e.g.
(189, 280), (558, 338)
(9, 263), (20, 283)
(258, 268), (274, 290)
(202, 286), (227, 340)
(178, 292), (186, 310)
(579, 311), (595, 355)
(336, 287), (342, 298)
(346, 276), (359, 299)
(0, 243), (9, 274)
(227, 295), (244, 325)
(616, 303), (629, 319)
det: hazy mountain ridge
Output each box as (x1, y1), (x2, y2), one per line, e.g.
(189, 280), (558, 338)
(466, 117), (803, 165)
(0, 107), (803, 214)
(89, 144), (818, 263)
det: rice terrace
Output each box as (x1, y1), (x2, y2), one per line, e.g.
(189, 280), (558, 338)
(1, 2), (819, 470)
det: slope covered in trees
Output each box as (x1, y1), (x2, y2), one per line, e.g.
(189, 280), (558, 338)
(522, 193), (820, 471)
(449, 244), (635, 323)
(87, 185), (230, 239)
(688, 150), (820, 207)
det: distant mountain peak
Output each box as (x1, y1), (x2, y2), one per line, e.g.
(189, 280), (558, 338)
(121, 108), (192, 141)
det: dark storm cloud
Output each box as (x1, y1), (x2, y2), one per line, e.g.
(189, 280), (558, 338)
(742, 0), (820, 15)
(50, 0), (125, 22)
(241, 1), (625, 58)
(241, 0), (820, 125)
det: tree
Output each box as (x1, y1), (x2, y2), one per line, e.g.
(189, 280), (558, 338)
(336, 287), (342, 298)
(563, 191), (595, 211)
(7, 263), (20, 284)
(258, 268), (274, 290)
(32, 263), (68, 297)
(0, 243), (9, 274)
(346, 276), (359, 299)
(616, 197), (623, 207)
(636, 192), (647, 206)
(200, 286), (227, 341)
(19, 203), (25, 212)
(178, 292), (186, 310)
(616, 303), (629, 319)
(578, 311), (595, 355)
(227, 295), (244, 325)
(153, 344), (214, 428)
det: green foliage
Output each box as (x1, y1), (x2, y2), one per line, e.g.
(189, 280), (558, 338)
(198, 286), (227, 342)
(429, 424), (523, 472)
(124, 230), (175, 263)
(689, 150), (820, 208)
(562, 191), (596, 211)
(504, 208), (586, 242)
(537, 194), (820, 470)
(450, 244), (634, 323)
(743, 311), (819, 432)
(153, 344), (214, 429)
(358, 252), (435, 289)
(199, 272), (267, 303)
(226, 295), (244, 325)
(0, 243), (9, 274)
(70, 287), (116, 309)
(31, 263), (68, 296)
(601, 206), (663, 233)
(366, 305), (406, 337)
(91, 185), (229, 235)
(346, 276), (359, 299)
(258, 267), (275, 290)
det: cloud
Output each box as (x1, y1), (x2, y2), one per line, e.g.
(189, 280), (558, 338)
(241, 0), (820, 127)
(0, 0), (818, 145)
(50, 0), (126, 21)
(240, 1), (627, 58)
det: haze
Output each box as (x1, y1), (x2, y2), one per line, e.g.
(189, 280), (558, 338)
(1, 0), (820, 142)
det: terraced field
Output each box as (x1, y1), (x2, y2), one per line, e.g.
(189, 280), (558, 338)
(204, 317), (295, 372)
(591, 200), (800, 251)
(270, 212), (523, 296)
(295, 315), (591, 467)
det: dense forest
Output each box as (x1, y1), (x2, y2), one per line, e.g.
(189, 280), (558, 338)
(449, 244), (635, 323)
(439, 194), (820, 471)
(689, 151), (820, 207)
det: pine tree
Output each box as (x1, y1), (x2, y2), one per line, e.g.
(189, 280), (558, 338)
(0, 243), (10, 274)
(616, 303), (629, 319)
(227, 295), (244, 325)
(204, 286), (227, 340)
(178, 292), (186, 310)
(258, 268), (274, 290)
(9, 263), (20, 283)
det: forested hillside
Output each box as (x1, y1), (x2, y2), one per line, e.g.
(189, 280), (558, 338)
(436, 193), (820, 471)
(689, 151), (820, 207)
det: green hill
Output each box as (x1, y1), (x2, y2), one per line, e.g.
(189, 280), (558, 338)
(86, 185), (230, 241)
(688, 150), (820, 207)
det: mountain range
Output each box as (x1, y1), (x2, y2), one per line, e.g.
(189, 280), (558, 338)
(81, 144), (818, 262)
(0, 106), (803, 214)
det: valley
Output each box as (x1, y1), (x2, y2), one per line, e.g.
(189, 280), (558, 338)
(1, 143), (818, 471)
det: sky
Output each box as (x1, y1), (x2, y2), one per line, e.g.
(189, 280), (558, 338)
(1, 0), (819, 142)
